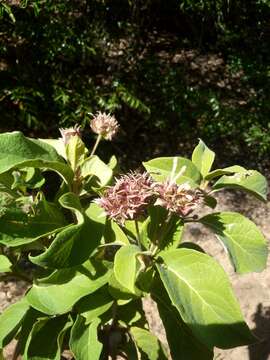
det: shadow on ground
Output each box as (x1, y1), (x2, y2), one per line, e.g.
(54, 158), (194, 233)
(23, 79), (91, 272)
(249, 304), (270, 360)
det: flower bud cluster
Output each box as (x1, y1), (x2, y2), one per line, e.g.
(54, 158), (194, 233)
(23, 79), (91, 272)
(59, 124), (81, 145)
(153, 181), (202, 217)
(97, 172), (203, 224)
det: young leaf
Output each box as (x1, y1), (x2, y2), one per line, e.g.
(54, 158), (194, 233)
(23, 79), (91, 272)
(130, 327), (168, 360)
(151, 279), (213, 360)
(81, 155), (113, 187)
(114, 245), (141, 294)
(212, 170), (268, 201)
(26, 261), (111, 315)
(24, 315), (72, 360)
(0, 298), (29, 348)
(0, 131), (73, 185)
(192, 139), (215, 177)
(143, 157), (202, 187)
(69, 316), (102, 360)
(0, 254), (12, 272)
(108, 273), (137, 305)
(156, 248), (255, 349)
(200, 212), (268, 273)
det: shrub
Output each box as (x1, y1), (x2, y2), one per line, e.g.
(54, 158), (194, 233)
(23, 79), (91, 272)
(0, 115), (268, 359)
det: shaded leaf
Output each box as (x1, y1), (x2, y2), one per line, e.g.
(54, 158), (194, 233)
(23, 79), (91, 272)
(130, 327), (168, 360)
(69, 316), (102, 360)
(24, 316), (72, 360)
(26, 261), (111, 315)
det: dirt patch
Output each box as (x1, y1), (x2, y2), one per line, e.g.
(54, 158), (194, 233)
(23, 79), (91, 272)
(1, 190), (270, 359)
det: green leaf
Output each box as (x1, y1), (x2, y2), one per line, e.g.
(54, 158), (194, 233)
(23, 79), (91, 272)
(69, 316), (102, 360)
(157, 248), (255, 349)
(212, 170), (268, 201)
(30, 201), (105, 268)
(0, 196), (67, 247)
(200, 212), (268, 273)
(81, 155), (113, 187)
(108, 273), (137, 305)
(76, 286), (114, 324)
(114, 245), (141, 294)
(66, 135), (86, 171)
(26, 261), (111, 315)
(0, 132), (73, 185)
(205, 166), (247, 181)
(143, 157), (202, 187)
(192, 139), (215, 177)
(0, 254), (12, 272)
(0, 299), (29, 348)
(130, 327), (167, 360)
(151, 278), (213, 360)
(103, 220), (130, 245)
(24, 316), (72, 360)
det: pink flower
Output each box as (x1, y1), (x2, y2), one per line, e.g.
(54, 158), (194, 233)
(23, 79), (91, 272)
(153, 181), (202, 217)
(96, 172), (154, 224)
(90, 112), (119, 140)
(59, 124), (81, 145)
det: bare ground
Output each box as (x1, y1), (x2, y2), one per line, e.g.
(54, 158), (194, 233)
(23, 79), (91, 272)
(1, 190), (270, 360)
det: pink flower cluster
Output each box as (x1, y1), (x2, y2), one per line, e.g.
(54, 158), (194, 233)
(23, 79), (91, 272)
(96, 172), (153, 224)
(153, 181), (202, 217)
(90, 112), (119, 140)
(97, 172), (202, 224)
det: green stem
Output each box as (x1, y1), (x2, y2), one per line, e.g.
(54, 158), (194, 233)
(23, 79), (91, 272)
(90, 134), (102, 156)
(135, 220), (142, 249)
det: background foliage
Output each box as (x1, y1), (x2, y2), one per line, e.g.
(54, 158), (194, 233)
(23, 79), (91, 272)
(1, 0), (270, 168)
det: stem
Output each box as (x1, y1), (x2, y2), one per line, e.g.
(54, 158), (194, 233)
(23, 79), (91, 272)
(90, 134), (102, 156)
(135, 220), (142, 249)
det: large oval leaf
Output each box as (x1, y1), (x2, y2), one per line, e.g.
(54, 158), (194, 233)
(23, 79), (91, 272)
(200, 212), (268, 273)
(157, 248), (255, 349)
(143, 157), (202, 187)
(26, 261), (111, 315)
(151, 279), (213, 360)
(0, 132), (73, 185)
